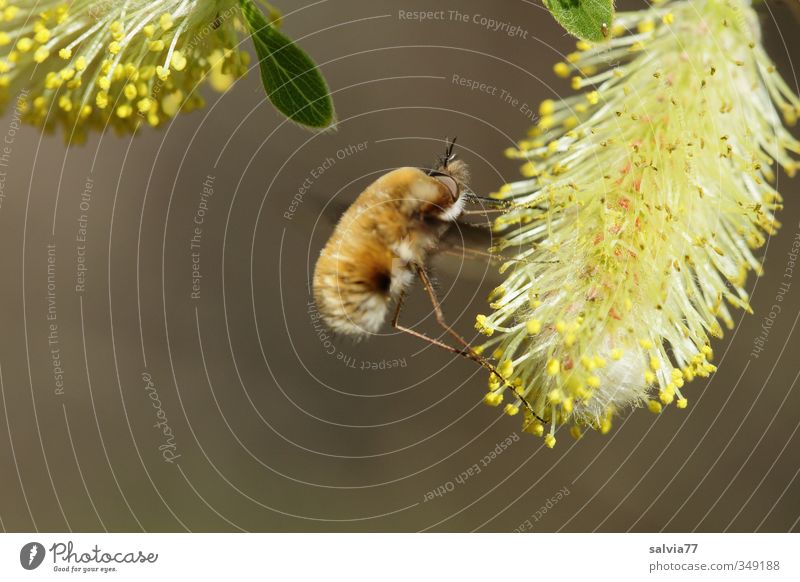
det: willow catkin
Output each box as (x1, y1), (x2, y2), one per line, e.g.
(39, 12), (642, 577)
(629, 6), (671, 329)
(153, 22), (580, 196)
(477, 0), (799, 447)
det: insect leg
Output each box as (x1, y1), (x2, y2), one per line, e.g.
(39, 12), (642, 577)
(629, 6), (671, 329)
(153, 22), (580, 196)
(440, 244), (501, 263)
(413, 265), (545, 422)
(391, 292), (471, 357)
(413, 265), (499, 367)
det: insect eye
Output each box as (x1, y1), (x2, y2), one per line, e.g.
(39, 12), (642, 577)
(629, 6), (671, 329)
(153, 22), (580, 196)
(431, 173), (459, 200)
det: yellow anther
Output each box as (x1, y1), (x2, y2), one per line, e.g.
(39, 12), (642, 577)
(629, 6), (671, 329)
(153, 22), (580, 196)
(576, 40), (592, 51)
(555, 320), (566, 333)
(159, 13), (174, 31)
(587, 375), (601, 388)
(587, 90), (599, 105)
(137, 97), (153, 113)
(648, 400), (663, 414)
(658, 389), (674, 405)
(116, 103), (133, 118)
(16, 38), (33, 53)
(676, 397), (688, 409)
(538, 115), (554, 130)
(570, 425), (582, 440)
(108, 41), (121, 54)
(123, 83), (137, 100)
(488, 286), (506, 302)
(637, 20), (655, 34)
(483, 392), (503, 407)
(562, 397), (574, 414)
(544, 434), (556, 449)
(644, 371), (656, 385)
(524, 420), (544, 437)
(504, 404), (519, 416)
(149, 40), (165, 52)
(593, 356), (607, 368)
(639, 338), (653, 350)
(34, 28), (51, 44)
(475, 315), (493, 336)
(546, 359), (560, 376)
(526, 319), (542, 334)
(564, 333), (576, 348)
(548, 389), (563, 404)
(95, 91), (108, 109)
(611, 348), (623, 360)
(498, 359), (514, 377)
(662, 13), (675, 25)
(33, 47), (49, 63)
(553, 62), (570, 78)
(170, 50), (187, 71)
(571, 76), (583, 90)
(650, 356), (661, 371)
(539, 99), (555, 115)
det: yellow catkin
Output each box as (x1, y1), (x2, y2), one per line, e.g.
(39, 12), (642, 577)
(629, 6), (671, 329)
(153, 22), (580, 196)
(480, 0), (799, 446)
(0, 0), (250, 142)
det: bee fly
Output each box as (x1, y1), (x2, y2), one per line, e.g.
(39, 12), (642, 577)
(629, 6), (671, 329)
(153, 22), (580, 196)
(313, 138), (542, 419)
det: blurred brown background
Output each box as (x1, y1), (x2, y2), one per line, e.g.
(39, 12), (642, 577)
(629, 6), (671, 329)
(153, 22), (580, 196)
(0, 0), (798, 532)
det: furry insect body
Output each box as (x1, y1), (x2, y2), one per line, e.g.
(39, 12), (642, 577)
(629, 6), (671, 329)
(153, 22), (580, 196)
(313, 142), (546, 423)
(313, 160), (469, 336)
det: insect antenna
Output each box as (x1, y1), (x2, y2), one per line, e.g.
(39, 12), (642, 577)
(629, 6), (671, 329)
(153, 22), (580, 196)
(425, 136), (460, 176)
(440, 136), (458, 169)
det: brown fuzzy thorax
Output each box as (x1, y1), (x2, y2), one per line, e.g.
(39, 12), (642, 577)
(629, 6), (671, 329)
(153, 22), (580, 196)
(313, 166), (466, 336)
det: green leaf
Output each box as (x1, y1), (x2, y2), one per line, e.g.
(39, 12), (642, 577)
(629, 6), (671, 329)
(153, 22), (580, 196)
(543, 0), (615, 42)
(238, 0), (335, 129)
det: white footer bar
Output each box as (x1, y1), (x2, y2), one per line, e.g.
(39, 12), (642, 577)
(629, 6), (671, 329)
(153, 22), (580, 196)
(1, 533), (797, 580)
